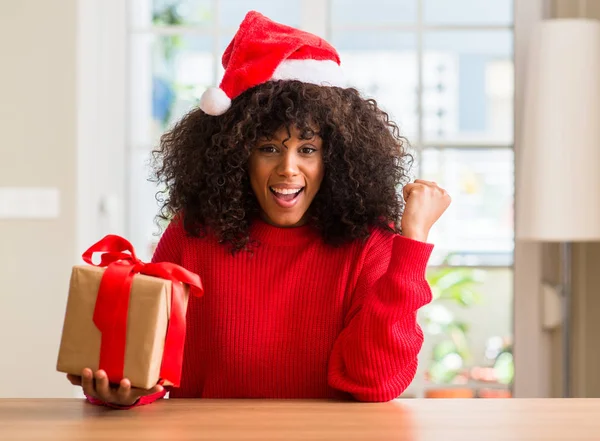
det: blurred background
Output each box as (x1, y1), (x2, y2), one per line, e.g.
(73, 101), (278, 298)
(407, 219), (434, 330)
(2, 0), (599, 400)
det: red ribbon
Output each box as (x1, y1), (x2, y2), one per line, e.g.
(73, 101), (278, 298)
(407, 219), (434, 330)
(82, 234), (203, 388)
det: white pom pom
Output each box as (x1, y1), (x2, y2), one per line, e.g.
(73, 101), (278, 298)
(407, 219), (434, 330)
(199, 87), (232, 115)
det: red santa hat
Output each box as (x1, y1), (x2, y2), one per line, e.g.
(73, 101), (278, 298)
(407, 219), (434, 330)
(199, 11), (346, 116)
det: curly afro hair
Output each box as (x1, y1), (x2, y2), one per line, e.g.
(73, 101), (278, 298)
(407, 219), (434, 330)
(152, 80), (413, 253)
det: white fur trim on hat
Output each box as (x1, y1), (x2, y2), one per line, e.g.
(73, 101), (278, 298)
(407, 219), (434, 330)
(271, 59), (346, 88)
(199, 87), (232, 116)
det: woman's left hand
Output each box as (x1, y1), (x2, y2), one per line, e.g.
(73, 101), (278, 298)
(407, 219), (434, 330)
(401, 179), (451, 242)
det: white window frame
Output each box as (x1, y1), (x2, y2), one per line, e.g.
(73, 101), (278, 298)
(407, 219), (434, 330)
(512, 0), (551, 398)
(77, 0), (549, 398)
(77, 0), (128, 253)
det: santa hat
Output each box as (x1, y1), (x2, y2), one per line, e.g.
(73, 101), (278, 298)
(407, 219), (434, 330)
(199, 11), (346, 116)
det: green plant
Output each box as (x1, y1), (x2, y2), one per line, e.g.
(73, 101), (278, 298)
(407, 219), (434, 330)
(152, 4), (184, 61)
(423, 266), (485, 384)
(151, 2), (213, 130)
(493, 349), (514, 385)
(153, 1), (186, 26)
(151, 3), (185, 127)
(484, 336), (514, 385)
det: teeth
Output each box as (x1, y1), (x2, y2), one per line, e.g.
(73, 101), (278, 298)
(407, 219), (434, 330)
(271, 187), (302, 195)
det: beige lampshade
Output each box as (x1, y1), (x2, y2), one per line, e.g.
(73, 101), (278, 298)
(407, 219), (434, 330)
(517, 19), (600, 242)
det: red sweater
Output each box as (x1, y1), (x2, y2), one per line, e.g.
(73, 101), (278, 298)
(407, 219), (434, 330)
(90, 218), (433, 407)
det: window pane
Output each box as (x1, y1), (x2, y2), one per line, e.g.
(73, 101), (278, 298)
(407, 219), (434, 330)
(331, 31), (418, 138)
(424, 0), (513, 26)
(423, 31), (513, 144)
(331, 0), (417, 26)
(217, 30), (235, 79)
(130, 0), (214, 27)
(411, 268), (513, 397)
(129, 34), (214, 148)
(420, 148), (514, 266)
(128, 149), (163, 263)
(220, 0), (301, 28)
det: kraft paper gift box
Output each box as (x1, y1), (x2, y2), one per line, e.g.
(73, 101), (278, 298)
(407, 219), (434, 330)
(56, 234), (203, 390)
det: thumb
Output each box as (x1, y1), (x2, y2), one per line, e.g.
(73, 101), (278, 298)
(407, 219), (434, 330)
(403, 183), (416, 202)
(134, 383), (164, 399)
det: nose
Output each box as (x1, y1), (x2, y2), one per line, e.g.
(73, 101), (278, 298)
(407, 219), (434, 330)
(276, 150), (299, 177)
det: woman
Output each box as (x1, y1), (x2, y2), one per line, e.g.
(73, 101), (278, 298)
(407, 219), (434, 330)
(67, 11), (450, 408)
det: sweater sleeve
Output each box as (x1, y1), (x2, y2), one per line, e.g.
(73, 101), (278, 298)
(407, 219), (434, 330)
(327, 231), (434, 402)
(84, 218), (185, 409)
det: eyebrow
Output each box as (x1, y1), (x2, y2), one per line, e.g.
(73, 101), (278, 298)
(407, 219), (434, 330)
(259, 128), (320, 144)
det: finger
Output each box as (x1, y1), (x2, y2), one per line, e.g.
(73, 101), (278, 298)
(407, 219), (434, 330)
(81, 368), (97, 399)
(66, 374), (82, 386)
(117, 378), (133, 404)
(130, 386), (164, 407)
(117, 380), (163, 406)
(131, 383), (164, 400)
(404, 183), (426, 201)
(94, 370), (114, 402)
(142, 384), (164, 397)
(414, 179), (438, 187)
(443, 190), (452, 203)
(431, 184), (450, 198)
(403, 183), (416, 201)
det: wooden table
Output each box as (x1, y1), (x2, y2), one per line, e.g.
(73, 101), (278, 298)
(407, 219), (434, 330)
(1, 398), (599, 440)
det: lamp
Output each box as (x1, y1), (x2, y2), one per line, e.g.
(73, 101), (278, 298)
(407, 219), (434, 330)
(517, 19), (600, 397)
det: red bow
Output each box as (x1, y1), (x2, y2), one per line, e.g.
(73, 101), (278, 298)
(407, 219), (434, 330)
(82, 234), (203, 388)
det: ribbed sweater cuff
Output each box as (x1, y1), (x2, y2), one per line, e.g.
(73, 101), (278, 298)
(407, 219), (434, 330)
(390, 235), (434, 280)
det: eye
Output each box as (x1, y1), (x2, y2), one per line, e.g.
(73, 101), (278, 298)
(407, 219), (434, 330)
(257, 145), (278, 154)
(299, 145), (317, 155)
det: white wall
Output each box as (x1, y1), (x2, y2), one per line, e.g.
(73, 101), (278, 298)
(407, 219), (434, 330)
(0, 0), (78, 397)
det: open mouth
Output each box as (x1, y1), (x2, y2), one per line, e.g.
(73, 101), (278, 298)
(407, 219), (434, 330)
(269, 186), (305, 206)
(270, 187), (304, 201)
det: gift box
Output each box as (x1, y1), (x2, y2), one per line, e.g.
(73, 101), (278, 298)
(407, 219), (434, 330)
(56, 235), (203, 390)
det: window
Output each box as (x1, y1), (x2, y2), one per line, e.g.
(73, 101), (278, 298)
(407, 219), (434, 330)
(126, 0), (514, 398)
